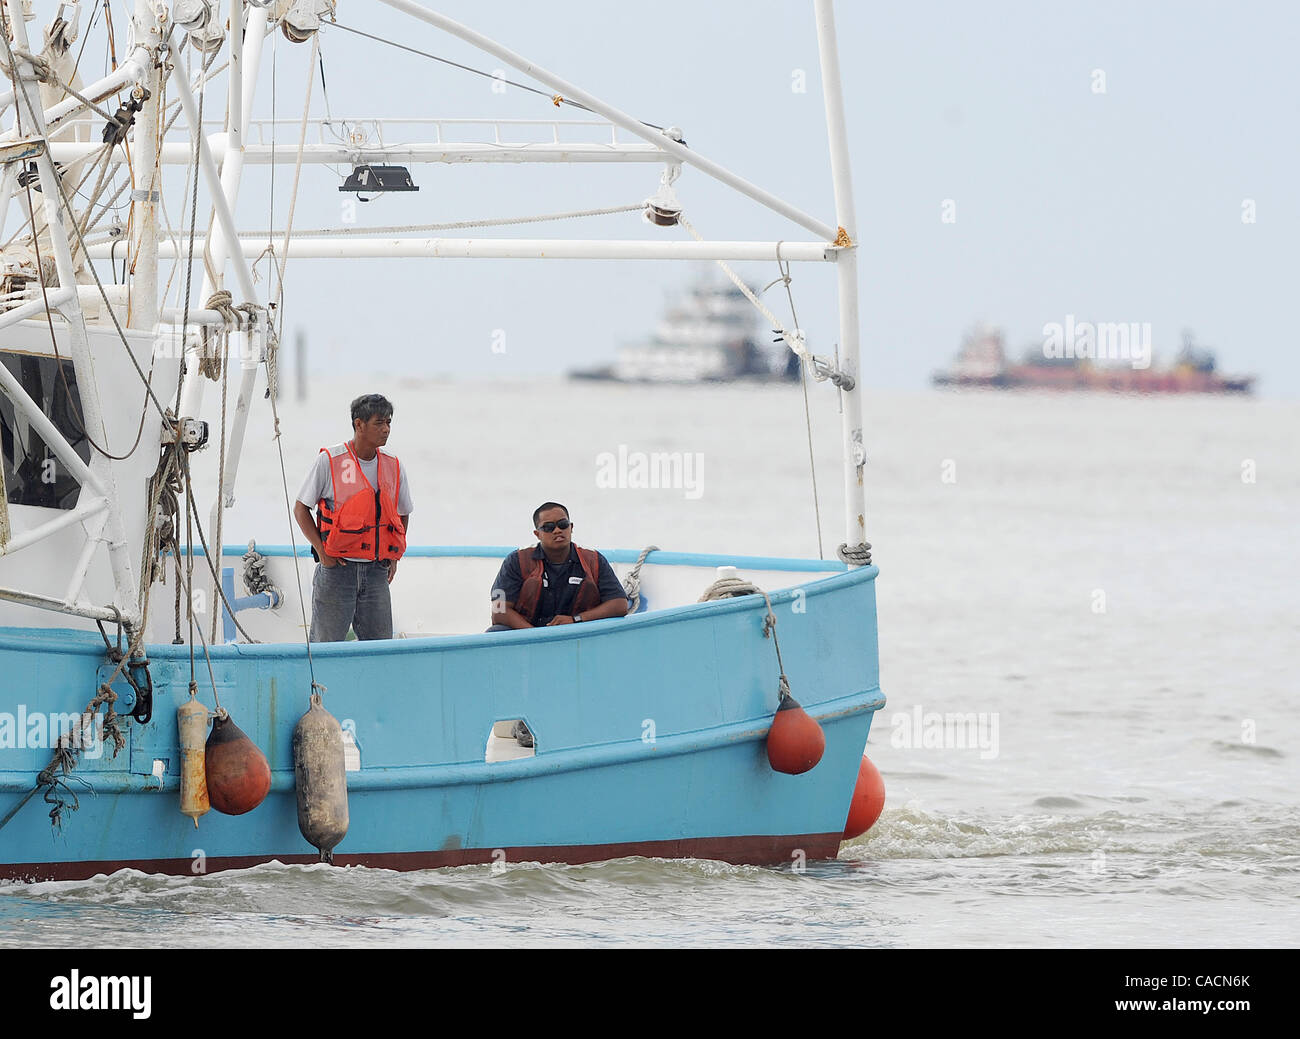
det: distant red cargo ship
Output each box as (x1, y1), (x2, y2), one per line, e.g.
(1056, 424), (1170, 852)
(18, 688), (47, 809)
(933, 325), (1255, 394)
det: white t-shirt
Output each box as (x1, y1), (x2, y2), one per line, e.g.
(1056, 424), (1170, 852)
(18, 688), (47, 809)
(297, 447), (414, 560)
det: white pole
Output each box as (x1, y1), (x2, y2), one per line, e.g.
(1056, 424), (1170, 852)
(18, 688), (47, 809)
(166, 61), (259, 304)
(0, 284), (76, 331)
(127, 0), (163, 332)
(0, 355), (103, 494)
(63, 510), (111, 604)
(214, 329), (263, 512)
(0, 496), (110, 556)
(814, 0), (868, 562)
(171, 14), (265, 427)
(50, 139), (672, 165)
(0, 50), (151, 139)
(0, 586), (130, 625)
(200, 2), (266, 305)
(94, 237), (837, 262)
(374, 0), (840, 242)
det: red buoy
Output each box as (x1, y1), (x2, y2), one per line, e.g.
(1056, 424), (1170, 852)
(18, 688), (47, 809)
(766, 689), (826, 775)
(843, 754), (886, 840)
(205, 712), (271, 815)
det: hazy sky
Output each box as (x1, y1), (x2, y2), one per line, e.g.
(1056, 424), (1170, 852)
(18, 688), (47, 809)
(159, 1), (1299, 396)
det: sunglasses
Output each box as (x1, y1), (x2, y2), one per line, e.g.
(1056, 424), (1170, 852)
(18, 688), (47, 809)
(538, 519), (572, 533)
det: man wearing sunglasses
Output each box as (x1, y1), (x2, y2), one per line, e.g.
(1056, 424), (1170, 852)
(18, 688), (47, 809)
(488, 502), (629, 632)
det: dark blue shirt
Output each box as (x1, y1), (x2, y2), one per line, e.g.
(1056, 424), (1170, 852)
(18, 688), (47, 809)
(492, 545), (626, 626)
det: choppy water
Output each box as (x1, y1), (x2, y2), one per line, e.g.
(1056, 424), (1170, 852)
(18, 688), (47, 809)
(3, 382), (1297, 947)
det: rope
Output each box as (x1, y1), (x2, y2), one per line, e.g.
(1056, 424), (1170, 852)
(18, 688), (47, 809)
(0, 26), (174, 433)
(265, 322), (280, 416)
(6, 44), (121, 124)
(242, 541), (280, 599)
(0, 682), (127, 835)
(621, 545), (659, 613)
(836, 542), (872, 566)
(0, 439), (178, 835)
(763, 252), (825, 559)
(679, 213), (855, 391)
(181, 473), (261, 646)
(259, 33), (325, 702)
(0, 32), (161, 463)
(139, 432), (187, 643)
(697, 578), (791, 706)
(260, 31), (317, 325)
(199, 289), (236, 379)
(210, 341), (230, 644)
(239, 203), (645, 239)
(328, 20), (640, 124)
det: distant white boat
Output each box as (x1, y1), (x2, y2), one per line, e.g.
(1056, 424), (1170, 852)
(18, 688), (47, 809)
(572, 279), (799, 383)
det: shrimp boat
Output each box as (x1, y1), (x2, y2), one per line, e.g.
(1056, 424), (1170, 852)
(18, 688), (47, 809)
(0, 0), (883, 881)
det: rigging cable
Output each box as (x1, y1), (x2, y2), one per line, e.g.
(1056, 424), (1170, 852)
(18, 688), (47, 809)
(234, 203), (646, 241)
(264, 31), (325, 695)
(327, 19), (667, 131)
(764, 251), (824, 559)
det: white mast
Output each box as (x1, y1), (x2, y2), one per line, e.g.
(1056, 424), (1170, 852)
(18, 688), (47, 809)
(127, 0), (163, 332)
(814, 0), (869, 563)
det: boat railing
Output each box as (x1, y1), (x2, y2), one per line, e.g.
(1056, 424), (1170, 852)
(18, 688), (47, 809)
(178, 116), (672, 156)
(174, 544), (855, 646)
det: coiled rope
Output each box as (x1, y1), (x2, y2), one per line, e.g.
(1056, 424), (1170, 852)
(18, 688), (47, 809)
(621, 545), (659, 613)
(697, 577), (792, 707)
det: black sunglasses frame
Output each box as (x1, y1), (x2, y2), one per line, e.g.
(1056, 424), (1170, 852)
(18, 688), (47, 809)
(537, 519), (572, 533)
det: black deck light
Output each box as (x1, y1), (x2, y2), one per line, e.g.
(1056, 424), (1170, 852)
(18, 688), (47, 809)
(338, 164), (419, 202)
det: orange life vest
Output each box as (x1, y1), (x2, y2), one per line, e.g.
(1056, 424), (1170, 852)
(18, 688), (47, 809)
(315, 442), (407, 561)
(514, 546), (603, 623)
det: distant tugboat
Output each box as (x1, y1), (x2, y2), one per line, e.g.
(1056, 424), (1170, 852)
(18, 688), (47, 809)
(571, 278), (800, 383)
(933, 325), (1255, 394)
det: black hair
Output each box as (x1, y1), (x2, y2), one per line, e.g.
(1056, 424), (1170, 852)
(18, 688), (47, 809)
(351, 393), (393, 425)
(533, 501), (569, 528)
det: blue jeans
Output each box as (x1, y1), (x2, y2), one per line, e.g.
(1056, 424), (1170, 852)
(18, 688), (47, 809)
(310, 559), (393, 642)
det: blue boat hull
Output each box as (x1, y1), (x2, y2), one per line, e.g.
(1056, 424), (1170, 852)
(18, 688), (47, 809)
(0, 564), (883, 880)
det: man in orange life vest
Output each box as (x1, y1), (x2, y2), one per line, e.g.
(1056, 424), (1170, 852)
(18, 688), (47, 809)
(488, 502), (629, 632)
(293, 393), (412, 642)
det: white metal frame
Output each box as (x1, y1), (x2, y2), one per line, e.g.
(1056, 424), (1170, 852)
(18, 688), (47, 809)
(0, 0), (870, 640)
(0, 0), (144, 627)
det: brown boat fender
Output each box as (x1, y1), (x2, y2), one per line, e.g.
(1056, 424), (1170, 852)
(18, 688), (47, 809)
(205, 712), (272, 815)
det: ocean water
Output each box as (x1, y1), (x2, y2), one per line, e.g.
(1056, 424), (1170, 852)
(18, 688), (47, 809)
(2, 381), (1297, 947)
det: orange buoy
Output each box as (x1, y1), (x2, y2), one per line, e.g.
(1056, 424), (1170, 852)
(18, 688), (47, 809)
(766, 688), (826, 775)
(205, 712), (271, 815)
(843, 754), (886, 840)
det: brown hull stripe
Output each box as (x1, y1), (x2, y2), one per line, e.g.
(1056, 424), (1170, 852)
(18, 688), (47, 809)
(0, 832), (844, 883)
